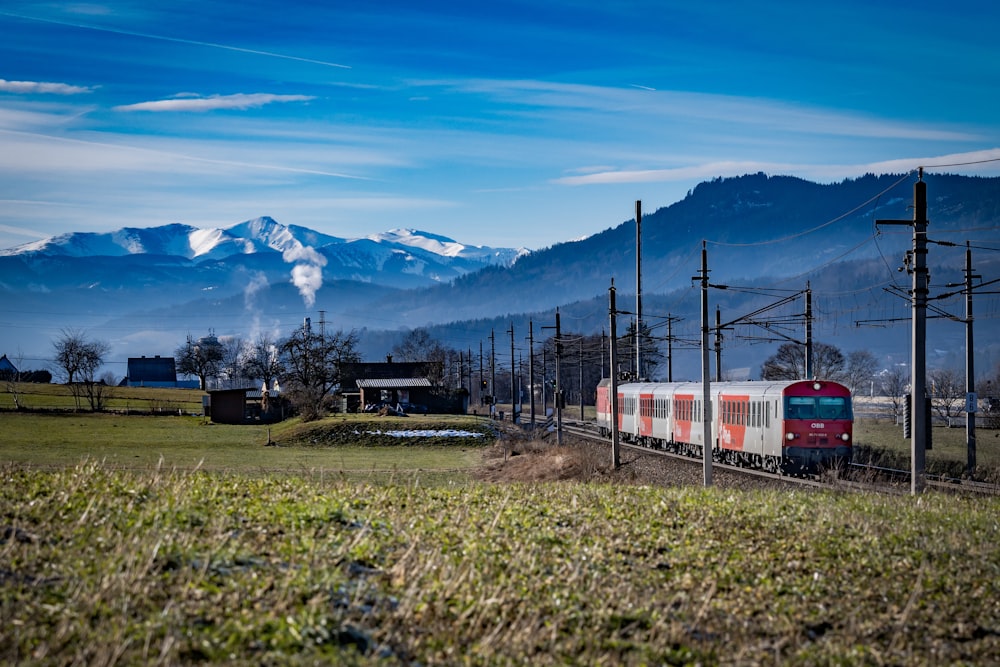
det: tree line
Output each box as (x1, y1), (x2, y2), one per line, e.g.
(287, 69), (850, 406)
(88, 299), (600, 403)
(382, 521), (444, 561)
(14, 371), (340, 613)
(16, 327), (1000, 423)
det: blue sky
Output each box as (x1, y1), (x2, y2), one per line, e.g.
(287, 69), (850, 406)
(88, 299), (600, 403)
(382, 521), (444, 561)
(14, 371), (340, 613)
(1, 0), (999, 251)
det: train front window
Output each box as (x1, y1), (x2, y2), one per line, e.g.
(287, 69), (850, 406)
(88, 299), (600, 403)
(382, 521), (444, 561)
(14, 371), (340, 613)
(818, 397), (850, 419)
(785, 396), (850, 420)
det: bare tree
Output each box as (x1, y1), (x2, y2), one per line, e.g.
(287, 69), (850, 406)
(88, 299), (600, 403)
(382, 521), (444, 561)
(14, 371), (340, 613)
(1, 350), (25, 410)
(218, 336), (247, 388)
(176, 333), (223, 391)
(929, 367), (965, 423)
(279, 325), (359, 421)
(52, 329), (111, 411)
(760, 342), (845, 381)
(392, 328), (453, 385)
(878, 364), (909, 419)
(242, 333), (284, 390)
(844, 350), (879, 397)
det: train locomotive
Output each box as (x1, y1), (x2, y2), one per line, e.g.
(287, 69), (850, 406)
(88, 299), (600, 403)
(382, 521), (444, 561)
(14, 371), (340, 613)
(595, 378), (853, 473)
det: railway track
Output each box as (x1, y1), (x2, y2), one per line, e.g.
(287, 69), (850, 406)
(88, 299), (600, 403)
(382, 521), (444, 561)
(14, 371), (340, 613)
(562, 419), (1000, 496)
(562, 419), (827, 490)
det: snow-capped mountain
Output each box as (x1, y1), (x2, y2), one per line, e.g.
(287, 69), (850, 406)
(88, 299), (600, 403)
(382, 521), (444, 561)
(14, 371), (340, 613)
(1, 217), (524, 267)
(0, 217), (529, 303)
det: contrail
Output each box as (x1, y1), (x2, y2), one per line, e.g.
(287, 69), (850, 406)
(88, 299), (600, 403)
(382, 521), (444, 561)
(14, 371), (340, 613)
(0, 128), (371, 181)
(0, 10), (352, 69)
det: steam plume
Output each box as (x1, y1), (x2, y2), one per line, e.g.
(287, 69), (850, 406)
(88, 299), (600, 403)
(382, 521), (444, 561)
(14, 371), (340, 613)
(283, 245), (326, 307)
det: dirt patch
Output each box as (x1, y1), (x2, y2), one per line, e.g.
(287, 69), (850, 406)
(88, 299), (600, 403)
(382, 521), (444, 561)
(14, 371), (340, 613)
(477, 428), (803, 491)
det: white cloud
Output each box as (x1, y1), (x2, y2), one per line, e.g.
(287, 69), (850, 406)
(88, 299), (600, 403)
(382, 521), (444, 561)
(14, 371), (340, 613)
(114, 93), (314, 112)
(552, 148), (1000, 187)
(0, 79), (92, 95)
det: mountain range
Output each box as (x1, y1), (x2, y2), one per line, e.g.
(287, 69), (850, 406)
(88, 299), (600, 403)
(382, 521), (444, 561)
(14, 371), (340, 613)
(2, 172), (999, 381)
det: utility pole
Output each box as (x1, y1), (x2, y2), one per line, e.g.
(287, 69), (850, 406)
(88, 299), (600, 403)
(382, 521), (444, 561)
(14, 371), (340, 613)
(579, 336), (585, 419)
(667, 314), (673, 382)
(479, 340), (484, 407)
(693, 241), (713, 486)
(877, 170), (929, 494)
(964, 242), (978, 474)
(509, 322), (516, 423)
(610, 279), (620, 469)
(555, 309), (563, 444)
(528, 320), (536, 429)
(542, 345), (547, 415)
(490, 329), (496, 417)
(805, 282), (814, 379)
(715, 306), (723, 382)
(635, 200), (644, 381)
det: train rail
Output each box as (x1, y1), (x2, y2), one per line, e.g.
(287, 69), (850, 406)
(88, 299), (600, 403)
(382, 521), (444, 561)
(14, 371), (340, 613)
(562, 419), (828, 490)
(562, 419), (1000, 496)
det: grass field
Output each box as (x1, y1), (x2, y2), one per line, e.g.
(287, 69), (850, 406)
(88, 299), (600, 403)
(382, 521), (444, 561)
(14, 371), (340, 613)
(2, 388), (1000, 663)
(0, 409), (491, 482)
(853, 418), (1000, 479)
(0, 381), (208, 413)
(2, 461), (999, 665)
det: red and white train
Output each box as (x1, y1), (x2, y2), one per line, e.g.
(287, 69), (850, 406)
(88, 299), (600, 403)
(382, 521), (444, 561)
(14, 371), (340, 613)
(595, 378), (853, 473)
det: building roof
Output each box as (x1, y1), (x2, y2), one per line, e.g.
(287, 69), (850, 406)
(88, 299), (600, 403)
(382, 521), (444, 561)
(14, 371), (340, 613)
(127, 356), (176, 383)
(356, 378), (433, 389)
(0, 354), (17, 373)
(341, 361), (442, 390)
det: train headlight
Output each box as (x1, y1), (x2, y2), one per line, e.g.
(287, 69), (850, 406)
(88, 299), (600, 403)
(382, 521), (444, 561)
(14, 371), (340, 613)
(786, 432), (795, 441)
(812, 382), (822, 391)
(840, 433), (850, 442)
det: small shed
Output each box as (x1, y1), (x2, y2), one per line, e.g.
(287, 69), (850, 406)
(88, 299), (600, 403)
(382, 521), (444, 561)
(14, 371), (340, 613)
(207, 386), (285, 424)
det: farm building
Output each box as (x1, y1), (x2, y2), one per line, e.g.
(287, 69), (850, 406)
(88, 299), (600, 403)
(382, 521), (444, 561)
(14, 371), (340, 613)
(340, 359), (467, 414)
(206, 385), (286, 424)
(126, 356), (200, 388)
(0, 354), (17, 375)
(126, 356), (177, 387)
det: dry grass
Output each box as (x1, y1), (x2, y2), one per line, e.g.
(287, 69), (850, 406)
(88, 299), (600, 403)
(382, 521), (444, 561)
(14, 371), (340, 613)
(2, 407), (998, 664)
(3, 454), (1000, 665)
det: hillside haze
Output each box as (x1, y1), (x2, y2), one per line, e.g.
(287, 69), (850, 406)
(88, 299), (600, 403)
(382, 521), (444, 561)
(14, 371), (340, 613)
(2, 172), (999, 380)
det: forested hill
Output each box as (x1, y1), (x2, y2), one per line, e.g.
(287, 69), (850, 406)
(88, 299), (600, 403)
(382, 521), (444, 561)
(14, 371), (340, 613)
(369, 172), (1000, 324)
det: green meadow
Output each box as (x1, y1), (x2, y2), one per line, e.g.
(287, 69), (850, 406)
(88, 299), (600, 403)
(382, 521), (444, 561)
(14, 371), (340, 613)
(2, 385), (999, 664)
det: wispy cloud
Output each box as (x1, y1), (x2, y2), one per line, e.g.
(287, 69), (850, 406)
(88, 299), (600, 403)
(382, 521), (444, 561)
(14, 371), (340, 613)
(0, 79), (92, 95)
(552, 149), (1000, 186)
(427, 78), (982, 143)
(0, 222), (49, 240)
(0, 10), (352, 69)
(115, 93), (314, 112)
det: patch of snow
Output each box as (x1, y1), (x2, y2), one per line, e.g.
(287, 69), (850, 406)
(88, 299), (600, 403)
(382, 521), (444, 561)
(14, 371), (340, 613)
(367, 429), (484, 438)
